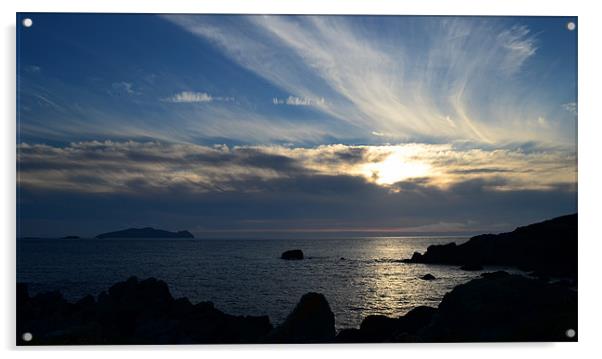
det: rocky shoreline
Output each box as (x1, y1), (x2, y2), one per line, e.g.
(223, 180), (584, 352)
(17, 270), (577, 345)
(403, 214), (577, 279)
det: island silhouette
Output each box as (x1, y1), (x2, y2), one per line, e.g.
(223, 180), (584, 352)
(95, 227), (194, 239)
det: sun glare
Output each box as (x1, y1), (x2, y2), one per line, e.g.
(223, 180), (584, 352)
(360, 148), (431, 185)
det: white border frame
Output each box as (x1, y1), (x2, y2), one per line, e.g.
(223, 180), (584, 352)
(2, 1), (600, 357)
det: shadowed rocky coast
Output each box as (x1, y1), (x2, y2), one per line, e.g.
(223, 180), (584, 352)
(17, 271), (576, 345)
(403, 214), (577, 278)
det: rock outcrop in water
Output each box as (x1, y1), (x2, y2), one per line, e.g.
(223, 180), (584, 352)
(281, 249), (304, 260)
(404, 214), (577, 277)
(95, 228), (194, 239)
(17, 271), (577, 345)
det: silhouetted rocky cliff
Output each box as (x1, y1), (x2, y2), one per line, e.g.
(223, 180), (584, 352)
(404, 214), (577, 277)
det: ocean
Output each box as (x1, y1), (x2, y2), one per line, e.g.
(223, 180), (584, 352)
(16, 236), (521, 330)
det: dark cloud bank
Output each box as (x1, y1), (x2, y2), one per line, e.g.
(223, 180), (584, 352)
(17, 141), (576, 238)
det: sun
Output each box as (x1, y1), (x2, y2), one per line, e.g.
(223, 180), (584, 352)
(360, 148), (431, 185)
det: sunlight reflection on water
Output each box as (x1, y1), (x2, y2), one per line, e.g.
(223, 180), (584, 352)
(17, 237), (523, 330)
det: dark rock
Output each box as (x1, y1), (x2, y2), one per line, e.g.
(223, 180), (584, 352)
(459, 264), (483, 271)
(403, 214), (577, 278)
(17, 283), (29, 305)
(107, 277), (174, 310)
(410, 251), (423, 261)
(171, 297), (193, 317)
(95, 227), (194, 239)
(268, 292), (335, 343)
(421, 273), (436, 280)
(335, 328), (363, 342)
(17, 270), (578, 344)
(402, 306), (437, 333)
(281, 249), (304, 260)
(420, 273), (578, 342)
(422, 242), (458, 263)
(60, 235), (80, 239)
(335, 305), (437, 343)
(480, 270), (510, 279)
(553, 279), (575, 288)
(334, 273), (576, 343)
(76, 295), (95, 307)
(530, 270), (551, 282)
(359, 315), (401, 341)
(17, 277), (272, 345)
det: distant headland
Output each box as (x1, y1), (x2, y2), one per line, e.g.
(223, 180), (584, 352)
(403, 213), (577, 278)
(95, 227), (194, 239)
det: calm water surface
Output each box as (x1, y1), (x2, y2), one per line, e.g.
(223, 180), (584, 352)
(17, 237), (520, 330)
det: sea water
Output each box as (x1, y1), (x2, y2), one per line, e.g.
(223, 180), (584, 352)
(17, 237), (520, 330)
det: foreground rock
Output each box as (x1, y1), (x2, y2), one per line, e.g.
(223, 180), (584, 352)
(95, 227), (194, 239)
(281, 249), (304, 260)
(404, 214), (577, 278)
(337, 306), (436, 343)
(17, 272), (577, 344)
(17, 277), (271, 345)
(268, 292), (335, 343)
(420, 271), (577, 342)
(336, 271), (577, 342)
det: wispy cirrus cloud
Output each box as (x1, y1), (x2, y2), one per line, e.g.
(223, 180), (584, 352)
(497, 25), (538, 75)
(563, 102), (577, 115)
(163, 91), (234, 103)
(162, 15), (570, 146)
(18, 85), (334, 145)
(25, 65), (41, 73)
(272, 95), (325, 107)
(164, 91), (212, 103)
(18, 16), (576, 149)
(110, 81), (136, 95)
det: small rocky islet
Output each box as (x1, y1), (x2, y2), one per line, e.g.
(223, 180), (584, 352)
(281, 249), (304, 260)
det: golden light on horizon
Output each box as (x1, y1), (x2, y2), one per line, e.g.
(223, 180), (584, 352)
(359, 147), (431, 185)
(17, 141), (576, 194)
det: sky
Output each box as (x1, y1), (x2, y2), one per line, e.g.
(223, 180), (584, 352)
(16, 14), (577, 238)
